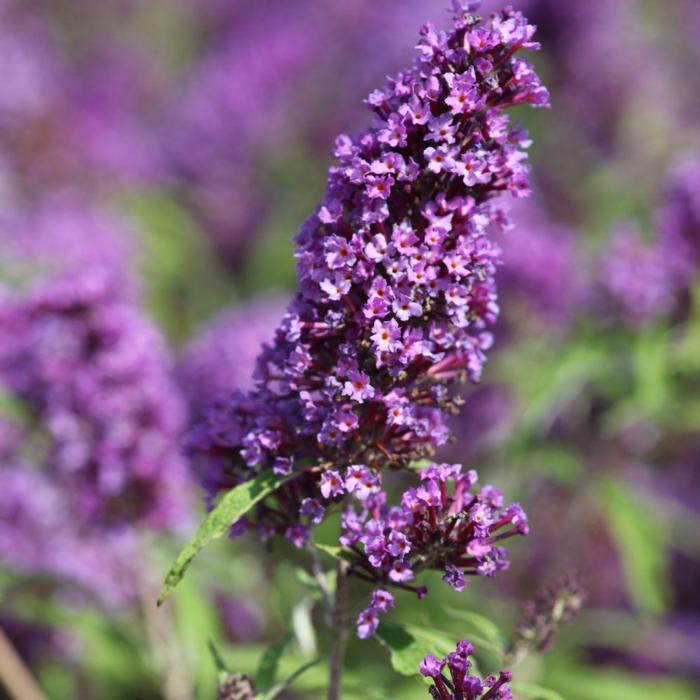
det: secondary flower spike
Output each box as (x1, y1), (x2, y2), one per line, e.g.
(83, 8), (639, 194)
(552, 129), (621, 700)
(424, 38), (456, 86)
(187, 1), (549, 544)
(421, 640), (513, 699)
(337, 463), (528, 636)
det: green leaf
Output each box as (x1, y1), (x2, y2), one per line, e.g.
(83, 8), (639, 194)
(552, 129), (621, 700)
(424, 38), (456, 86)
(256, 632), (293, 692)
(444, 608), (505, 654)
(314, 543), (355, 563)
(158, 470), (290, 605)
(208, 640), (230, 681)
(375, 623), (454, 677)
(599, 479), (669, 615)
(511, 683), (566, 700)
(632, 325), (669, 415)
(0, 391), (30, 424)
(407, 459), (433, 471)
(261, 657), (322, 700)
(544, 663), (698, 700)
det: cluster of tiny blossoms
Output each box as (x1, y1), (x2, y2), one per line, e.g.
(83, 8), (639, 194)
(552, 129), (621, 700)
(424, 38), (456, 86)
(337, 463), (527, 637)
(186, 2), (549, 545)
(421, 640), (512, 700)
(0, 209), (190, 531)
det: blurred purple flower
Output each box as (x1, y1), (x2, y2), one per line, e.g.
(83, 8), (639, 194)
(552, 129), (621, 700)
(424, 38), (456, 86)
(178, 296), (288, 417)
(0, 466), (139, 607)
(657, 155), (700, 281)
(64, 40), (167, 188)
(167, 1), (322, 267)
(215, 594), (265, 643)
(497, 200), (586, 322)
(598, 223), (679, 329)
(0, 201), (191, 531)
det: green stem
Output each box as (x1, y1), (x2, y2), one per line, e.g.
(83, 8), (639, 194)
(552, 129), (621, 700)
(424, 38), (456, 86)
(327, 560), (350, 700)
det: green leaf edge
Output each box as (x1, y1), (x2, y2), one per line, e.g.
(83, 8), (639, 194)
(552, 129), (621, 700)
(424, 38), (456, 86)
(157, 470), (290, 605)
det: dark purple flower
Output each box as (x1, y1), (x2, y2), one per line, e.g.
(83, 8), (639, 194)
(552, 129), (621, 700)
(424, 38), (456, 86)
(370, 589), (395, 613)
(421, 640), (513, 699)
(341, 463), (526, 604)
(299, 498), (325, 525)
(507, 575), (585, 663)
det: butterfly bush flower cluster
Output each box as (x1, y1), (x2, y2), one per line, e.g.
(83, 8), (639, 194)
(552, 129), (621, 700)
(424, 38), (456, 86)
(187, 2), (549, 549)
(0, 205), (190, 531)
(420, 640), (513, 700)
(338, 463), (528, 636)
(598, 158), (700, 329)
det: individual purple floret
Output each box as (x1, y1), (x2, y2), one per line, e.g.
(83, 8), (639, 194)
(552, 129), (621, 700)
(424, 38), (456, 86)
(340, 463), (527, 637)
(178, 296), (288, 416)
(186, 2), (548, 545)
(356, 589), (395, 639)
(420, 640), (513, 699)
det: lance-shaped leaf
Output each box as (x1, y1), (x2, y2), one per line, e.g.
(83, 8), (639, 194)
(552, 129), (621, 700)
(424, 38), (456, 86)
(158, 470), (289, 605)
(375, 623), (455, 677)
(256, 632), (293, 692)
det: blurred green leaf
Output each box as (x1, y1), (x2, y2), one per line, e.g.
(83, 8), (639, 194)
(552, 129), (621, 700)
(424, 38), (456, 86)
(314, 543), (355, 563)
(599, 479), (670, 615)
(544, 662), (698, 700)
(208, 640), (229, 676)
(632, 325), (669, 415)
(502, 341), (609, 437)
(124, 192), (235, 343)
(292, 598), (317, 658)
(511, 683), (566, 700)
(171, 572), (221, 699)
(375, 623), (455, 678)
(0, 391), (30, 424)
(443, 608), (505, 656)
(158, 470), (290, 605)
(256, 632), (293, 692)
(407, 459), (433, 470)
(261, 656), (322, 700)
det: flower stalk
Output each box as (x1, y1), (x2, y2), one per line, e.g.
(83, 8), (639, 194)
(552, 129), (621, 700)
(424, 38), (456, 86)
(328, 559), (350, 700)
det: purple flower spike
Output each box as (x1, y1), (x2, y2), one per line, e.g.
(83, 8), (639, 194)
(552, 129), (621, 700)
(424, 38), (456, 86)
(340, 464), (526, 598)
(185, 2), (546, 551)
(421, 640), (513, 699)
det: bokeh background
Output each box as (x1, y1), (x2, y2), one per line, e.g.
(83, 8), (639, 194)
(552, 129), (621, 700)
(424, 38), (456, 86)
(1, 1), (699, 698)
